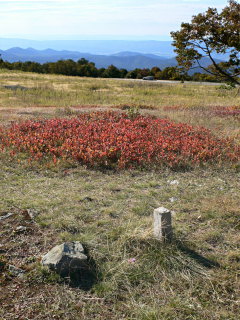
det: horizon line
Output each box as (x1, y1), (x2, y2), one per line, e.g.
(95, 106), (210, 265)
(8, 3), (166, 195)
(0, 36), (172, 42)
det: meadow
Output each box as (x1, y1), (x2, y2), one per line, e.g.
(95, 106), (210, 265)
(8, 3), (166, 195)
(0, 69), (239, 320)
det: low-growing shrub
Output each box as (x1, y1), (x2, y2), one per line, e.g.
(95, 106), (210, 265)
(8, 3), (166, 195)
(211, 106), (240, 118)
(0, 111), (239, 169)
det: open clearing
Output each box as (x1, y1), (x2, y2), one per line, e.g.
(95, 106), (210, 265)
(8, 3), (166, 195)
(0, 69), (239, 320)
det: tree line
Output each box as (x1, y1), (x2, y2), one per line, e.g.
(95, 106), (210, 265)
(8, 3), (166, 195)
(0, 56), (219, 82)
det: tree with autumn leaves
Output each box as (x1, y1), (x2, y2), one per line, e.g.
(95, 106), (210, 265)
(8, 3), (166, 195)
(171, 0), (240, 85)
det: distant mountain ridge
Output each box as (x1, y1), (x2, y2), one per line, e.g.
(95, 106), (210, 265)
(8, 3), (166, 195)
(0, 47), (222, 73)
(0, 37), (229, 58)
(0, 47), (177, 70)
(0, 39), (174, 56)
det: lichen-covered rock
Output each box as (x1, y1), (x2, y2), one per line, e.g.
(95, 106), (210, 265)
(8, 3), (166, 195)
(42, 242), (88, 277)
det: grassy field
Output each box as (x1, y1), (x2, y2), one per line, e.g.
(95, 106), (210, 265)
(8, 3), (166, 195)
(0, 69), (239, 320)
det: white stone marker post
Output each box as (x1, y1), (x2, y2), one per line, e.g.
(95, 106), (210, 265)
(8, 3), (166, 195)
(153, 207), (172, 242)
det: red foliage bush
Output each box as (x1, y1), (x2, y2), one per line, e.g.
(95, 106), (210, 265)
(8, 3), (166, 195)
(211, 106), (240, 118)
(163, 105), (185, 111)
(0, 111), (239, 169)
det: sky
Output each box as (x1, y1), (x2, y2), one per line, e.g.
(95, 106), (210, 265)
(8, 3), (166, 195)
(0, 0), (229, 40)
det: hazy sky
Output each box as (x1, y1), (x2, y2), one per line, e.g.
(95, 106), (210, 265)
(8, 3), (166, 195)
(0, 0), (229, 40)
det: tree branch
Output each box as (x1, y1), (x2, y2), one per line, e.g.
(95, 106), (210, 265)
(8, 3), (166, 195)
(204, 41), (240, 84)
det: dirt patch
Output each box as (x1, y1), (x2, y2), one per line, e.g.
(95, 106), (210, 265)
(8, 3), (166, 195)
(0, 208), (56, 276)
(0, 108), (16, 113)
(28, 105), (58, 109)
(0, 208), (61, 318)
(112, 104), (157, 110)
(71, 104), (158, 111)
(3, 85), (29, 91)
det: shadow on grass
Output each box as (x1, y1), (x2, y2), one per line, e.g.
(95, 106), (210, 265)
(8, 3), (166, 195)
(124, 237), (220, 277)
(66, 257), (100, 291)
(175, 240), (220, 269)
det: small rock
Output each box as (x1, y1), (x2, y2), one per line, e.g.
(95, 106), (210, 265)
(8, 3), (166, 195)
(169, 197), (178, 203)
(168, 180), (179, 186)
(15, 226), (28, 233)
(8, 265), (25, 278)
(0, 212), (15, 221)
(42, 241), (88, 278)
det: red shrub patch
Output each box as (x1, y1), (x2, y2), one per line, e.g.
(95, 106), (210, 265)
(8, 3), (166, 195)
(211, 106), (240, 118)
(0, 112), (239, 169)
(163, 105), (185, 111)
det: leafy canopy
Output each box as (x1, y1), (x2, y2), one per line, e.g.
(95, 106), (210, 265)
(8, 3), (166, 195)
(171, 0), (240, 85)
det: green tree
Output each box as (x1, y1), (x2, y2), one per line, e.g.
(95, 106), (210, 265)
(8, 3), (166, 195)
(77, 58), (90, 65)
(159, 67), (181, 80)
(126, 69), (138, 79)
(171, 0), (240, 85)
(102, 65), (121, 78)
(119, 68), (128, 78)
(150, 67), (161, 76)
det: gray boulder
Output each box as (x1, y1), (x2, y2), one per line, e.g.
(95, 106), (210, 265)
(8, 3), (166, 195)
(42, 242), (88, 278)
